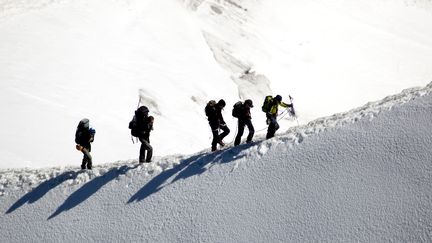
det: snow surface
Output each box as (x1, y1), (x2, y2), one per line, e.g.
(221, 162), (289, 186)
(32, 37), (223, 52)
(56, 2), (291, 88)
(1, 0), (432, 168)
(1, 0), (432, 240)
(1, 81), (432, 242)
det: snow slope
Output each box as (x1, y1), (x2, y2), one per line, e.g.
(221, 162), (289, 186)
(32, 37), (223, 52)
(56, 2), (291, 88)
(1, 0), (432, 168)
(1, 82), (431, 242)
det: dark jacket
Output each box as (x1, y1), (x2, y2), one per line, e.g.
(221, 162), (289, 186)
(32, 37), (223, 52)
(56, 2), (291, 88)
(238, 104), (252, 120)
(207, 105), (226, 127)
(75, 128), (93, 149)
(137, 117), (153, 140)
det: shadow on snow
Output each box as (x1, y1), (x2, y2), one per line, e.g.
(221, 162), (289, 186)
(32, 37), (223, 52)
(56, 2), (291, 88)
(127, 142), (255, 203)
(6, 142), (256, 217)
(48, 165), (137, 220)
(6, 171), (81, 214)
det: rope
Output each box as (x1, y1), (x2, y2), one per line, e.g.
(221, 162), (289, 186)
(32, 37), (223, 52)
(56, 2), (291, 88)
(254, 107), (292, 133)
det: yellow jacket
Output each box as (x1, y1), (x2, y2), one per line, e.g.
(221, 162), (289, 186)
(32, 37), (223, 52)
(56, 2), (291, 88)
(269, 101), (290, 117)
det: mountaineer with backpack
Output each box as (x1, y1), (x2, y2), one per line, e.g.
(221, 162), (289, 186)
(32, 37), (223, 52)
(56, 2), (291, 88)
(262, 95), (294, 139)
(233, 99), (255, 146)
(129, 106), (154, 163)
(75, 118), (96, 170)
(205, 99), (230, 151)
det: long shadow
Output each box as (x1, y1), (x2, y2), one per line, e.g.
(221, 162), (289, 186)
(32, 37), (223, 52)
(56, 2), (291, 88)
(48, 165), (135, 220)
(127, 153), (207, 204)
(6, 171), (80, 214)
(128, 143), (255, 203)
(170, 142), (253, 184)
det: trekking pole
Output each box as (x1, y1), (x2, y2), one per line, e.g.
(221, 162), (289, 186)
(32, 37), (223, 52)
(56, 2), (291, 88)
(137, 96), (141, 109)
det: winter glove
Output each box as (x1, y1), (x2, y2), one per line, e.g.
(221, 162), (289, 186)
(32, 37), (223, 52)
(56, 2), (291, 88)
(75, 144), (83, 151)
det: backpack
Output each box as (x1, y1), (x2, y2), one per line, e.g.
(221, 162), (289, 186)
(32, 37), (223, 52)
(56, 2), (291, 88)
(128, 115), (140, 137)
(89, 128), (96, 142)
(232, 101), (243, 118)
(262, 95), (273, 113)
(205, 100), (216, 117)
(129, 106), (149, 137)
(135, 106), (149, 120)
(75, 118), (90, 144)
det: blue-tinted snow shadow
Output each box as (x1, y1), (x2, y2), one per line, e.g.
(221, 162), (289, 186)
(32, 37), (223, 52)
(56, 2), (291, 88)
(48, 165), (136, 220)
(6, 171), (81, 214)
(128, 143), (255, 203)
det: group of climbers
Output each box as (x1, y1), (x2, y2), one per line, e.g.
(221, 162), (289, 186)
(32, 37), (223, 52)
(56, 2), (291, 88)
(74, 94), (294, 169)
(205, 94), (294, 151)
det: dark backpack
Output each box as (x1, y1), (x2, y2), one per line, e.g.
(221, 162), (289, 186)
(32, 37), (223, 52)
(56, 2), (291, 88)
(128, 115), (140, 137)
(129, 106), (149, 137)
(232, 101), (243, 118)
(262, 95), (273, 113)
(75, 118), (90, 144)
(205, 100), (216, 117)
(135, 106), (149, 120)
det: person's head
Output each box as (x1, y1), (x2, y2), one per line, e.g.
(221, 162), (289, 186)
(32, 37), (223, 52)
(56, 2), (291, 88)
(217, 99), (226, 108)
(275, 95), (282, 103)
(244, 99), (254, 108)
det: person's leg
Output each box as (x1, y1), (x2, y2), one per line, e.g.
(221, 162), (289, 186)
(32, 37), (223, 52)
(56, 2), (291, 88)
(266, 118), (277, 139)
(142, 139), (153, 162)
(219, 125), (230, 142)
(234, 120), (245, 146)
(245, 119), (255, 143)
(81, 147), (92, 169)
(81, 153), (87, 170)
(139, 138), (147, 163)
(211, 129), (219, 151)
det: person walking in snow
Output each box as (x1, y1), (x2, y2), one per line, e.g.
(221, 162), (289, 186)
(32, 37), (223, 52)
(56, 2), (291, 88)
(205, 99), (230, 151)
(75, 118), (96, 170)
(234, 99), (255, 146)
(265, 95), (293, 139)
(138, 115), (154, 163)
(129, 106), (154, 163)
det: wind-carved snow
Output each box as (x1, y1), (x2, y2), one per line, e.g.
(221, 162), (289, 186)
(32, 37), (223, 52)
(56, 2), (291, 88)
(186, 0), (272, 101)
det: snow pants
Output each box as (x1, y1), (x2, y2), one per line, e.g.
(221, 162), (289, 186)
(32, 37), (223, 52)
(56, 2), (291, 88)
(80, 145), (92, 170)
(234, 118), (255, 146)
(266, 117), (280, 139)
(139, 137), (153, 163)
(210, 122), (230, 151)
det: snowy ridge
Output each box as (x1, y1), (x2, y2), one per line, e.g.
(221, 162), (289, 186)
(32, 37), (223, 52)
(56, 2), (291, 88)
(2, 81), (431, 197)
(280, 81), (432, 144)
(2, 0), (432, 168)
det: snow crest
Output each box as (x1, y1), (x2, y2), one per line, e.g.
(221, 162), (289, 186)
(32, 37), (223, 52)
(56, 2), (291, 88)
(1, 82), (431, 197)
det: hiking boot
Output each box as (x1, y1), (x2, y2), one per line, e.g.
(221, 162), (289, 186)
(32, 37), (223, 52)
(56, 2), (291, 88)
(218, 140), (225, 146)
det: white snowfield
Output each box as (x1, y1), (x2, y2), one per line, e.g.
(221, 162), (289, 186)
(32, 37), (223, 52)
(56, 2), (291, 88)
(1, 82), (431, 242)
(1, 0), (432, 168)
(1, 0), (432, 241)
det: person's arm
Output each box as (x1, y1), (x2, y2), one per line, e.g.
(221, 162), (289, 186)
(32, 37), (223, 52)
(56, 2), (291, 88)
(218, 109), (226, 125)
(279, 101), (292, 108)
